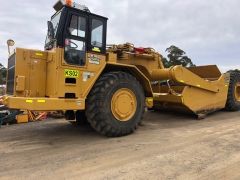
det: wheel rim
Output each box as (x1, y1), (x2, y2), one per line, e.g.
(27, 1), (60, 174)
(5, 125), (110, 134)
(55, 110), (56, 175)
(111, 88), (137, 122)
(234, 83), (240, 101)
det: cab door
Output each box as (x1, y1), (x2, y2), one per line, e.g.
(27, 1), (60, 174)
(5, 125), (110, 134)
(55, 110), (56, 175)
(64, 12), (88, 66)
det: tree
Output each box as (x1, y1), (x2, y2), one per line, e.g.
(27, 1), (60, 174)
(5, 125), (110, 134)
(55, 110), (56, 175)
(162, 45), (195, 68)
(162, 57), (170, 68)
(0, 63), (7, 85)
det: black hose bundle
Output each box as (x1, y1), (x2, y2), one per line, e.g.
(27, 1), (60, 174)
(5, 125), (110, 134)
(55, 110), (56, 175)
(0, 108), (21, 127)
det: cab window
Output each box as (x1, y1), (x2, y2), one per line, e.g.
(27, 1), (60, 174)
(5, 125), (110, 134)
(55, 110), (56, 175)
(65, 14), (86, 66)
(69, 15), (86, 37)
(91, 19), (103, 48)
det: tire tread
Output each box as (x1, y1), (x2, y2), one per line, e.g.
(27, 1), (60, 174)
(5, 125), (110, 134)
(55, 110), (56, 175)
(225, 71), (240, 111)
(86, 71), (145, 137)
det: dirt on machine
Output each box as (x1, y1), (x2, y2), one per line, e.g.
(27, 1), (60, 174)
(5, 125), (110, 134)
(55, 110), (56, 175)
(2, 0), (240, 137)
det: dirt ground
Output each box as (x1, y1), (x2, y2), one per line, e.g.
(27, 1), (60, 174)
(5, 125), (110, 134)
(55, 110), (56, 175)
(0, 110), (240, 180)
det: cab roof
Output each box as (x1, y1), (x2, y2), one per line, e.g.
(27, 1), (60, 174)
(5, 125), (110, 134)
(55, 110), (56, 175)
(53, 0), (108, 20)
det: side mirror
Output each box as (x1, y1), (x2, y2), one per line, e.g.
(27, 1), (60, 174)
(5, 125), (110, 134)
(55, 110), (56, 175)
(47, 21), (55, 41)
(7, 39), (15, 55)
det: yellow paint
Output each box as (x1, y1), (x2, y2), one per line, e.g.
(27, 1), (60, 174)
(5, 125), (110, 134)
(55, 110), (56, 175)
(4, 97), (85, 111)
(4, 45), (231, 116)
(26, 100), (33, 103)
(145, 97), (153, 108)
(64, 69), (79, 78)
(111, 88), (137, 122)
(234, 83), (240, 101)
(16, 114), (29, 123)
(35, 52), (43, 56)
(92, 47), (101, 52)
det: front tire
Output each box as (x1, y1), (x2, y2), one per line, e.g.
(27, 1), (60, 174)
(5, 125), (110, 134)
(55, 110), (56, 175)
(225, 71), (240, 111)
(86, 71), (145, 137)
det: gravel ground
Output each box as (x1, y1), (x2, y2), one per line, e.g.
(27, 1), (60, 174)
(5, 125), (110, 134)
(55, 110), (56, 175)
(0, 110), (240, 180)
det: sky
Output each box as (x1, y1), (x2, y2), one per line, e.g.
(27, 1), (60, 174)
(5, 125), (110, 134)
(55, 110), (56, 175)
(0, 0), (240, 72)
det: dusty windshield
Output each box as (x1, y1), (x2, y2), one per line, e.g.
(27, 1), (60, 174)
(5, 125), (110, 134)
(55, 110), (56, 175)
(45, 10), (62, 45)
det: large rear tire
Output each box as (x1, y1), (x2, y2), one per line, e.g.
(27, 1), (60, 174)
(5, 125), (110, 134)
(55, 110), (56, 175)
(225, 71), (240, 111)
(86, 71), (145, 137)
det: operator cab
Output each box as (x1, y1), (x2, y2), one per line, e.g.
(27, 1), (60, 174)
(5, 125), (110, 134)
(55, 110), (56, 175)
(45, 0), (107, 66)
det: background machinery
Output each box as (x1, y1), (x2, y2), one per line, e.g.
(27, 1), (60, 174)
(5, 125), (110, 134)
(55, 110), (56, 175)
(2, 0), (240, 136)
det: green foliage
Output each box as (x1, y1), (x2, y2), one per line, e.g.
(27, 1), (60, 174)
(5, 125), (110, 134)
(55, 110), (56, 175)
(162, 57), (170, 68)
(0, 63), (7, 85)
(162, 45), (195, 68)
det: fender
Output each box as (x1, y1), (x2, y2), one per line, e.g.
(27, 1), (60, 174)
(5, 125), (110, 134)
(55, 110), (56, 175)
(105, 62), (153, 97)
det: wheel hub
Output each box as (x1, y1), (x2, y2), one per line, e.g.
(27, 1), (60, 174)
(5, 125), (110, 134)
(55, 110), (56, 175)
(111, 88), (137, 122)
(235, 83), (240, 101)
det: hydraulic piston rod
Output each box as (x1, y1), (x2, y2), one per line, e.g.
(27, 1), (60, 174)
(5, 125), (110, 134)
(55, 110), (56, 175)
(151, 66), (219, 93)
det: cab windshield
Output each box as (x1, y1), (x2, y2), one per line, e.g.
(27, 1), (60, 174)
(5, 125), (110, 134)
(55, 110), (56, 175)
(45, 10), (62, 45)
